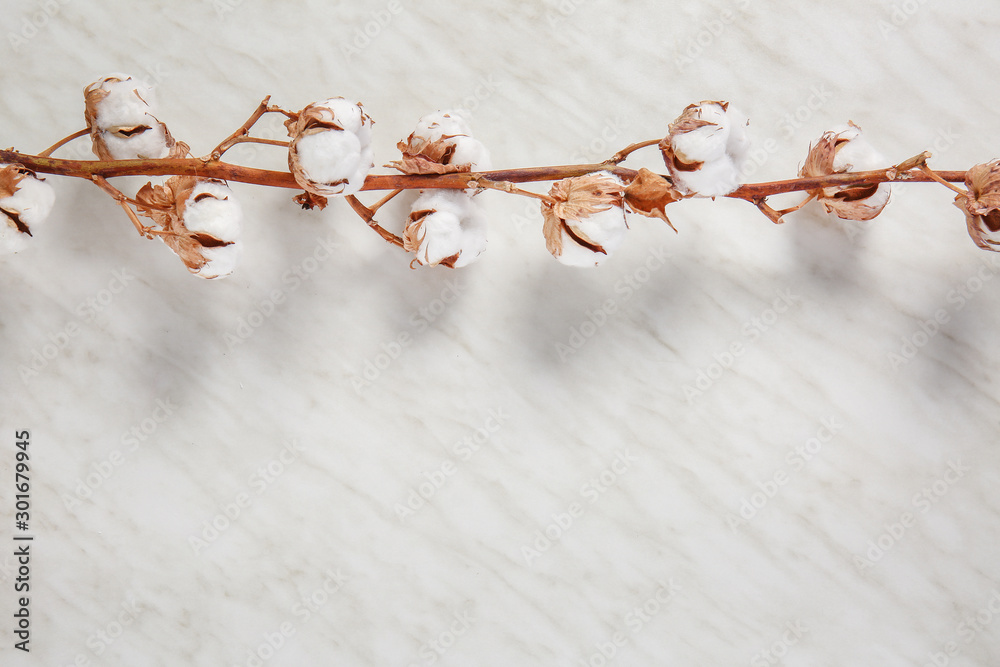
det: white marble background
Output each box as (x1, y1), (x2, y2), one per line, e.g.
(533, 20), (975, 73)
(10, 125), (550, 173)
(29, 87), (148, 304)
(3, 1), (1000, 665)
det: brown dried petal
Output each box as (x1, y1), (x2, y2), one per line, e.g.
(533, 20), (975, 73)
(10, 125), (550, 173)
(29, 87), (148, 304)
(0, 165), (29, 199)
(541, 174), (622, 257)
(387, 136), (472, 175)
(549, 174), (622, 223)
(624, 168), (683, 231)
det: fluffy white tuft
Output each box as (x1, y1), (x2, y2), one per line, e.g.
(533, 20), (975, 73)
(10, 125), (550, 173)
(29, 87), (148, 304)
(669, 102), (750, 197)
(0, 171), (55, 228)
(407, 190), (488, 268)
(412, 109), (491, 171)
(180, 181), (243, 279)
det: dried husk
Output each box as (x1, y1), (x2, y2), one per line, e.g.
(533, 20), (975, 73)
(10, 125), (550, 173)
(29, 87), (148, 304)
(542, 173), (624, 257)
(623, 168), (683, 231)
(135, 176), (235, 273)
(955, 160), (1000, 250)
(800, 122), (888, 221)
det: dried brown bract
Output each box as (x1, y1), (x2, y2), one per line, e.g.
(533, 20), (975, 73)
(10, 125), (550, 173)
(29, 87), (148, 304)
(800, 122), (890, 221)
(954, 160), (1000, 251)
(135, 176), (243, 278)
(541, 172), (627, 267)
(623, 168), (683, 232)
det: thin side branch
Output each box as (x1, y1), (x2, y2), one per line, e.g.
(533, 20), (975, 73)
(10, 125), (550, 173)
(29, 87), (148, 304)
(39, 128), (90, 158)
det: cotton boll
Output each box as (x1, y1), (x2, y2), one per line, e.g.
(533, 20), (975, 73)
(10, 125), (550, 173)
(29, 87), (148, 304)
(404, 190), (488, 268)
(181, 181), (242, 241)
(194, 242), (243, 280)
(0, 170), (55, 228)
(99, 120), (172, 159)
(85, 73), (159, 129)
(294, 130), (370, 194)
(542, 172), (628, 267)
(661, 101), (751, 197)
(828, 124), (886, 172)
(449, 135), (491, 172)
(412, 110), (473, 143)
(287, 98), (374, 197)
(389, 109), (490, 174)
(553, 204), (628, 267)
(85, 73), (176, 160)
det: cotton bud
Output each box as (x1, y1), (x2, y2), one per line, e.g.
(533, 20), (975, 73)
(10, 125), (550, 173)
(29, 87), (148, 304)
(403, 189), (488, 268)
(136, 176), (243, 279)
(388, 110), (490, 174)
(800, 122), (890, 221)
(954, 160), (1000, 251)
(84, 73), (182, 160)
(659, 100), (750, 197)
(541, 171), (627, 267)
(287, 98), (374, 197)
(0, 164), (55, 254)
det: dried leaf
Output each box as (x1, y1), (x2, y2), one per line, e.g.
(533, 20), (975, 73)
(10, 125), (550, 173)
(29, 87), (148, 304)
(624, 168), (683, 231)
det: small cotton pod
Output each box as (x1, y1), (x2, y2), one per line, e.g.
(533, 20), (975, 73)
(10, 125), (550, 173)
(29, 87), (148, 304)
(800, 122), (890, 221)
(0, 164), (56, 254)
(954, 159), (1000, 251)
(403, 189), (488, 268)
(388, 109), (490, 174)
(542, 171), (627, 267)
(287, 98), (374, 197)
(659, 100), (750, 197)
(84, 73), (180, 160)
(135, 176), (243, 279)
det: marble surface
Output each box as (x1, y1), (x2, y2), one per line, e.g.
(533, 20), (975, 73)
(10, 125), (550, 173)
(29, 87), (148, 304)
(3, 1), (1000, 665)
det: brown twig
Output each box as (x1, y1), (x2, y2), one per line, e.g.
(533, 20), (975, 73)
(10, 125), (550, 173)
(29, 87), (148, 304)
(38, 128), (90, 158)
(91, 175), (149, 237)
(606, 139), (661, 165)
(208, 96), (293, 160)
(344, 195), (404, 248)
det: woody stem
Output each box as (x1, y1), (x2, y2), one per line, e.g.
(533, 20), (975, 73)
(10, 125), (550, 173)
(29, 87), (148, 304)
(0, 149), (969, 197)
